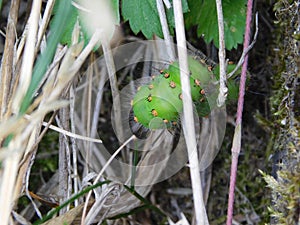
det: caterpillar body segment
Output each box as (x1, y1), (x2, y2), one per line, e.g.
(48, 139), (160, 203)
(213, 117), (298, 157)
(132, 56), (237, 129)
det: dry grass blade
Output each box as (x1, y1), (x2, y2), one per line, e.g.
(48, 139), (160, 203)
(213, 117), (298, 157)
(12, 0), (42, 113)
(173, 0), (209, 224)
(0, 2), (104, 223)
(0, 0), (20, 120)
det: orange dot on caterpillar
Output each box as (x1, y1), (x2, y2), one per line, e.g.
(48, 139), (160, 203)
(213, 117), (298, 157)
(148, 84), (154, 90)
(194, 79), (201, 86)
(169, 81), (176, 88)
(151, 109), (158, 117)
(164, 73), (170, 78)
(178, 93), (183, 100)
(147, 94), (152, 102)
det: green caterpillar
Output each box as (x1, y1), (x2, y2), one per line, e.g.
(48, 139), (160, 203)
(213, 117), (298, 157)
(132, 56), (238, 129)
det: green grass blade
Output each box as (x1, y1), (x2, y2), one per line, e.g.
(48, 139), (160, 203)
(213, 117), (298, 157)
(19, 0), (73, 114)
(32, 180), (111, 225)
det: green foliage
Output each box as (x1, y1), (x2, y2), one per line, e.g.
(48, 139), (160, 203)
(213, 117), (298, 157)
(122, 0), (188, 39)
(185, 0), (247, 50)
(52, 1), (90, 47)
(56, 4), (79, 46)
(55, 0), (120, 47)
(54, 0), (246, 50)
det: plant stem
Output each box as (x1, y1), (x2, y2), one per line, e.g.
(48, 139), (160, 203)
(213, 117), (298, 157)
(226, 0), (253, 224)
(130, 141), (139, 188)
(215, 0), (228, 107)
(156, 0), (175, 61)
(173, 0), (208, 224)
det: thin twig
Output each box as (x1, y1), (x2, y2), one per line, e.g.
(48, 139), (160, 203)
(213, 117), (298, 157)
(23, 114), (103, 143)
(156, 0), (175, 61)
(70, 86), (79, 206)
(36, 0), (55, 54)
(85, 55), (94, 171)
(56, 109), (71, 215)
(226, 0), (254, 224)
(173, 0), (208, 224)
(216, 0), (228, 107)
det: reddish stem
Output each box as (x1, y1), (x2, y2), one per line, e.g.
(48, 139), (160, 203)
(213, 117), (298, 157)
(226, 0), (253, 224)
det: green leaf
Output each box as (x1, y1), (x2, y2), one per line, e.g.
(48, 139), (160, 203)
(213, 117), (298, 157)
(52, 1), (89, 46)
(54, 0), (120, 47)
(58, 5), (79, 45)
(185, 0), (246, 50)
(122, 0), (189, 39)
(122, 0), (163, 39)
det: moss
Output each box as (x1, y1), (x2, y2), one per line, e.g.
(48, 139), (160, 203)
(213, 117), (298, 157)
(261, 0), (300, 224)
